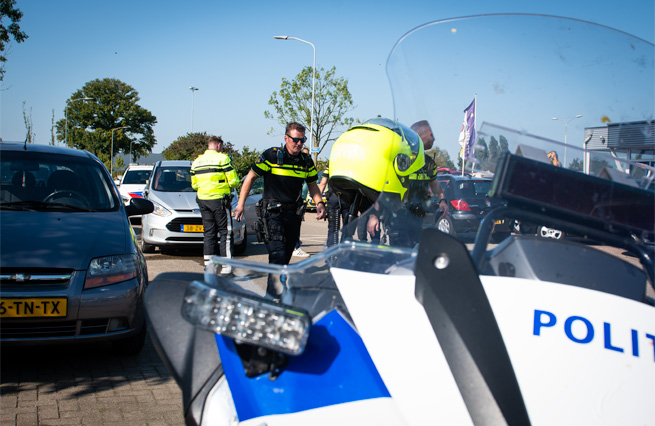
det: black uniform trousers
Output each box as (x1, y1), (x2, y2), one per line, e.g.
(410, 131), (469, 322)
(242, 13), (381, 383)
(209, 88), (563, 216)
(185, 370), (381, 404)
(197, 197), (233, 262)
(265, 209), (302, 265)
(326, 193), (351, 247)
(264, 208), (302, 297)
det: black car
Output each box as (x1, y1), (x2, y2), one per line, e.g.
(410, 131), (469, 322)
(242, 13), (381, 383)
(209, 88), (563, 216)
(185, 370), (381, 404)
(429, 174), (511, 243)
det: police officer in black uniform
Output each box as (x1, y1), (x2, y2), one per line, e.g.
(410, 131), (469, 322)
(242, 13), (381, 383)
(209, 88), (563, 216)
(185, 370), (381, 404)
(235, 122), (326, 296)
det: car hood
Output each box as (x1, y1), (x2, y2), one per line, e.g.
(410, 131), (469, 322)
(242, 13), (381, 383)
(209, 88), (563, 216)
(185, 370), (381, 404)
(148, 190), (199, 211)
(0, 211), (130, 270)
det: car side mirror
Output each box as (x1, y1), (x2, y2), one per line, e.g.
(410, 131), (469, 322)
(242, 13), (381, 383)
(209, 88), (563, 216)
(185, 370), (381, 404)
(125, 198), (154, 217)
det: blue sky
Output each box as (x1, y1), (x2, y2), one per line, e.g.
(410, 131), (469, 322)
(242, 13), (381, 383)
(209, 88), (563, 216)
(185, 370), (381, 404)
(1, 0), (653, 161)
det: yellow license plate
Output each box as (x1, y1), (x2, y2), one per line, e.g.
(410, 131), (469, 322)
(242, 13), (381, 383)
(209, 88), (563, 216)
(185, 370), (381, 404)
(182, 225), (204, 232)
(495, 220), (503, 225)
(0, 298), (68, 318)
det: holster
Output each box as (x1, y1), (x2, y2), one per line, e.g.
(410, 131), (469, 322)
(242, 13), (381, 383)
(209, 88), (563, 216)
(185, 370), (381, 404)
(253, 199), (271, 243)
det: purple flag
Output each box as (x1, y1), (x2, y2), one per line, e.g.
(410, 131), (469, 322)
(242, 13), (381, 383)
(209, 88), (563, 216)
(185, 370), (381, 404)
(457, 98), (476, 159)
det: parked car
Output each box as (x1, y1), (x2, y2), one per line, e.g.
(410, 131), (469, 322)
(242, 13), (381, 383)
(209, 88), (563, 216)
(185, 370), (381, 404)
(430, 174), (511, 243)
(0, 142), (154, 355)
(117, 163), (153, 205)
(140, 161), (247, 254)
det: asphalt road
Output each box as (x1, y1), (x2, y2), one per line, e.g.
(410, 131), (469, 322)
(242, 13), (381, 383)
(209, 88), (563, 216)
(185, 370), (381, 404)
(1, 213), (651, 425)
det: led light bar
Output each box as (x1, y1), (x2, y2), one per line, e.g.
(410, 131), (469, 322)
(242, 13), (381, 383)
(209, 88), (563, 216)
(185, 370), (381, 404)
(181, 281), (311, 355)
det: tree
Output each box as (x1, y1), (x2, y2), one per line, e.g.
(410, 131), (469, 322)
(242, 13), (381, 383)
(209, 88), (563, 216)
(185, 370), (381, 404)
(569, 158), (583, 172)
(499, 135), (509, 153)
(163, 132), (262, 180)
(0, 0), (28, 82)
(231, 146), (261, 180)
(50, 109), (56, 145)
(163, 132), (212, 161)
(427, 146), (455, 170)
(474, 137), (489, 169)
(22, 101), (33, 143)
(265, 66), (356, 160)
(56, 78), (157, 171)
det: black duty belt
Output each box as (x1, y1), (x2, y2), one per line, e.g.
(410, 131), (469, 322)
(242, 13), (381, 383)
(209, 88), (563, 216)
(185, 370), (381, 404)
(262, 199), (301, 211)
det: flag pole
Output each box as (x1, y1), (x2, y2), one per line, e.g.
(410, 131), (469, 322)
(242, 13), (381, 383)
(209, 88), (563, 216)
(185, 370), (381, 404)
(463, 94), (477, 177)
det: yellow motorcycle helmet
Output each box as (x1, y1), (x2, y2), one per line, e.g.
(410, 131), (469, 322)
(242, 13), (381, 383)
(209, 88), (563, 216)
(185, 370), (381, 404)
(328, 118), (425, 204)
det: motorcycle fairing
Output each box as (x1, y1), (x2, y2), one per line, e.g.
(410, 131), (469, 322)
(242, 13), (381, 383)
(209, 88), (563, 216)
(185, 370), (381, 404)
(414, 227), (531, 425)
(215, 309), (391, 422)
(333, 247), (655, 426)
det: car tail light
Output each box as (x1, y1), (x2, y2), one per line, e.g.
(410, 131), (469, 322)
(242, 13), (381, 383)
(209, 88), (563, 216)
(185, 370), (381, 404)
(451, 199), (471, 211)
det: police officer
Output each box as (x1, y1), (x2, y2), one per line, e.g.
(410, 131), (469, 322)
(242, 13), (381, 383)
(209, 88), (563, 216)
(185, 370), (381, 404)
(191, 136), (240, 272)
(318, 165), (378, 246)
(364, 120), (449, 248)
(406, 120), (448, 239)
(234, 123), (326, 295)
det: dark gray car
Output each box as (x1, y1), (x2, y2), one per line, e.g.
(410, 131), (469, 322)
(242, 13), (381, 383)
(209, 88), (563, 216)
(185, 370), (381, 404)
(430, 174), (511, 243)
(0, 142), (153, 355)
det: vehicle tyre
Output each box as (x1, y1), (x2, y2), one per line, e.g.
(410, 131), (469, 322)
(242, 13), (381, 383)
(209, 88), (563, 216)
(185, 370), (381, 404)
(492, 231), (511, 243)
(112, 323), (146, 356)
(538, 226), (565, 239)
(436, 215), (457, 237)
(234, 229), (248, 255)
(141, 238), (156, 253)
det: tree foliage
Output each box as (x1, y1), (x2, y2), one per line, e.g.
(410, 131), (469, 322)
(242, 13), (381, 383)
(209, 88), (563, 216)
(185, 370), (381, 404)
(231, 146), (261, 180)
(163, 132), (261, 180)
(22, 101), (33, 143)
(0, 0), (28, 81)
(265, 66), (356, 159)
(55, 78), (157, 173)
(162, 132), (212, 161)
(569, 158), (583, 172)
(471, 136), (510, 172)
(427, 146), (455, 170)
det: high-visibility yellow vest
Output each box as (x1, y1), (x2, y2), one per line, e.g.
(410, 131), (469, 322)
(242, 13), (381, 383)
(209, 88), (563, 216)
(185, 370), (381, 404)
(191, 150), (239, 200)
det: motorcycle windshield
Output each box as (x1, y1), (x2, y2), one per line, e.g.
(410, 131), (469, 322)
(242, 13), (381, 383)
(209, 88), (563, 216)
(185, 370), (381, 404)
(204, 14), (653, 316)
(388, 14), (654, 190)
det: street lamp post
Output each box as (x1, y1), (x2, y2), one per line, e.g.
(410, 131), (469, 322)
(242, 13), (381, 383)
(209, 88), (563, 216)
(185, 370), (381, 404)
(552, 114), (583, 167)
(111, 126), (128, 178)
(274, 35), (316, 164)
(65, 97), (95, 144)
(189, 87), (198, 132)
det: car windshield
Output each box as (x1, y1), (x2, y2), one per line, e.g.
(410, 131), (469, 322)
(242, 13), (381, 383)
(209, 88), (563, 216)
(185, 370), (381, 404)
(151, 166), (193, 192)
(122, 169), (151, 185)
(0, 150), (119, 211)
(450, 179), (491, 198)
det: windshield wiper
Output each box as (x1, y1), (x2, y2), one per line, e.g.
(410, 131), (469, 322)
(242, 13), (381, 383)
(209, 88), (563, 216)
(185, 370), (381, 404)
(0, 200), (96, 212)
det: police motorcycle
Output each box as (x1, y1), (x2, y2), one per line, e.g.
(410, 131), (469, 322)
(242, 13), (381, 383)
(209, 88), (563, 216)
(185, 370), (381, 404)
(145, 14), (654, 426)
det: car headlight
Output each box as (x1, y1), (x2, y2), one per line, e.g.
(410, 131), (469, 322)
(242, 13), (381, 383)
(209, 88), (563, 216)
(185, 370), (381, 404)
(85, 254), (139, 289)
(181, 281), (311, 355)
(150, 200), (172, 217)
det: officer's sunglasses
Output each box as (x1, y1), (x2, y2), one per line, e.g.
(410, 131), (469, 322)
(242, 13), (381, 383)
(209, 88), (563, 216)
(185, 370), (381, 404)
(286, 134), (307, 144)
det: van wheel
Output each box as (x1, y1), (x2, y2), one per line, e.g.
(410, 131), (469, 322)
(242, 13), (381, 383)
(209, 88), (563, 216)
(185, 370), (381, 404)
(141, 239), (156, 253)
